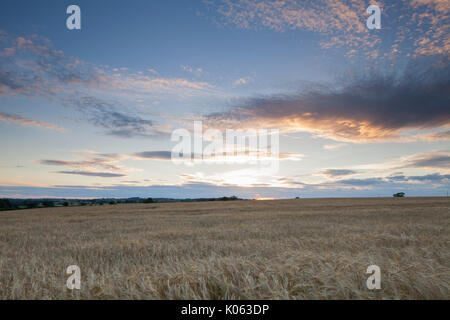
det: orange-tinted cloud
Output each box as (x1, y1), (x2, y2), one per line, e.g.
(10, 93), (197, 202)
(408, 0), (450, 56)
(418, 130), (450, 141)
(211, 0), (450, 58)
(207, 58), (450, 142)
(214, 0), (373, 54)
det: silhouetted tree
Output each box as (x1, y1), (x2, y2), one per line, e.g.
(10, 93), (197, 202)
(393, 192), (405, 197)
(0, 199), (13, 210)
(219, 196), (238, 201)
(42, 200), (54, 207)
(23, 200), (38, 209)
(143, 197), (154, 203)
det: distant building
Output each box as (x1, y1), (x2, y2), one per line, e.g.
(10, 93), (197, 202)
(393, 192), (405, 197)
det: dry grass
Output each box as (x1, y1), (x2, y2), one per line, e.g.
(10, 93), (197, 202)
(0, 197), (449, 299)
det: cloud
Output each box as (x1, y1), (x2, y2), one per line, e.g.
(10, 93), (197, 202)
(209, 0), (450, 59)
(278, 153), (304, 161)
(1, 170), (449, 198)
(214, 0), (367, 35)
(211, 0), (450, 58)
(72, 96), (156, 137)
(334, 177), (384, 186)
(38, 152), (126, 172)
(39, 160), (72, 166)
(388, 173), (450, 183)
(207, 58), (450, 142)
(297, 172), (449, 188)
(210, 0), (378, 57)
(318, 169), (358, 178)
(132, 151), (172, 160)
(55, 171), (126, 178)
(181, 65), (204, 76)
(233, 78), (249, 86)
(323, 143), (347, 150)
(0, 32), (217, 137)
(180, 166), (450, 191)
(419, 130), (450, 141)
(403, 150), (450, 169)
(107, 73), (214, 94)
(0, 32), (214, 98)
(0, 111), (64, 131)
(0, 35), (103, 97)
(131, 150), (303, 163)
(408, 0), (450, 56)
(351, 150), (450, 174)
(171, 149), (450, 189)
(329, 173), (450, 187)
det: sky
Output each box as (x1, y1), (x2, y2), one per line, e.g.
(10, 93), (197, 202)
(0, 0), (449, 199)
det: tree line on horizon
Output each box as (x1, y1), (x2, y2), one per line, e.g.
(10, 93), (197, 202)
(0, 196), (242, 211)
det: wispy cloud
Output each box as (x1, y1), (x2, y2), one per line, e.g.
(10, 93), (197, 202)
(181, 65), (204, 76)
(233, 77), (249, 86)
(106, 72), (214, 94)
(323, 143), (347, 150)
(0, 32), (217, 137)
(0, 32), (215, 98)
(318, 169), (358, 178)
(55, 171), (126, 178)
(403, 150), (450, 170)
(132, 150), (303, 162)
(38, 152), (128, 176)
(388, 172), (450, 183)
(72, 96), (157, 138)
(0, 111), (64, 131)
(0, 34), (103, 97)
(418, 130), (450, 141)
(132, 151), (172, 160)
(323, 173), (450, 187)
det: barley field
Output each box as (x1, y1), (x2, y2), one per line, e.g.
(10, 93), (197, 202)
(0, 197), (449, 299)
